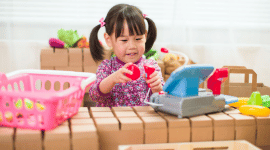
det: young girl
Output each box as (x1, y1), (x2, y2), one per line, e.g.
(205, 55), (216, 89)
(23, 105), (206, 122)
(89, 4), (164, 107)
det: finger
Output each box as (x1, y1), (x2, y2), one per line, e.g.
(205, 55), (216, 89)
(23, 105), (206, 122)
(122, 68), (133, 75)
(147, 75), (160, 85)
(151, 84), (162, 91)
(149, 71), (158, 79)
(123, 62), (133, 68)
(120, 75), (132, 82)
(150, 79), (161, 88)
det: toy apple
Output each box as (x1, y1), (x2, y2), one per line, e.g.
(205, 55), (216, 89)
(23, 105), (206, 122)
(126, 64), (140, 80)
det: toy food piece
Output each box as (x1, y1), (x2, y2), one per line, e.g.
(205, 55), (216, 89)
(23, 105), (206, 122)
(49, 38), (65, 48)
(36, 103), (45, 111)
(77, 36), (89, 48)
(126, 64), (140, 80)
(163, 53), (178, 64)
(25, 99), (33, 109)
(5, 112), (13, 122)
(262, 95), (270, 108)
(239, 105), (270, 117)
(248, 91), (262, 105)
(229, 97), (248, 108)
(0, 113), (2, 122)
(15, 99), (23, 109)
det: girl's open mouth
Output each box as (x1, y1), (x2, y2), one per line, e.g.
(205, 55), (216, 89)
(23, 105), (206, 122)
(126, 53), (137, 56)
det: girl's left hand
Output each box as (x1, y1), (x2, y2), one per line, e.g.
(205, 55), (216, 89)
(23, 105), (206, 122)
(143, 71), (163, 93)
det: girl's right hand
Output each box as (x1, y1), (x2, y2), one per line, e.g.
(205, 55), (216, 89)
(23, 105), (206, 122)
(111, 62), (133, 84)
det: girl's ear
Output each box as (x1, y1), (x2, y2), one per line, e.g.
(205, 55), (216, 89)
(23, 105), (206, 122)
(104, 33), (112, 47)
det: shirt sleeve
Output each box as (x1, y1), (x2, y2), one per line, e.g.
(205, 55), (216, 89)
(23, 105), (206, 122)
(88, 59), (113, 104)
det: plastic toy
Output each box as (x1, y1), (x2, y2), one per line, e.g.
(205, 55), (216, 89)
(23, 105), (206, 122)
(77, 36), (89, 48)
(49, 38), (66, 48)
(239, 105), (270, 117)
(229, 97), (248, 108)
(262, 95), (270, 108)
(144, 64), (238, 118)
(0, 69), (96, 130)
(126, 64), (140, 80)
(57, 28), (83, 48)
(144, 49), (159, 60)
(247, 91), (262, 105)
(207, 68), (228, 95)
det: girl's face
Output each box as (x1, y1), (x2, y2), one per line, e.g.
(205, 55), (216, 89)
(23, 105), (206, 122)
(105, 21), (147, 64)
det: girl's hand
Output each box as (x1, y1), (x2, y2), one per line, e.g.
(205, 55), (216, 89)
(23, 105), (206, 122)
(143, 71), (163, 93)
(111, 62), (133, 84)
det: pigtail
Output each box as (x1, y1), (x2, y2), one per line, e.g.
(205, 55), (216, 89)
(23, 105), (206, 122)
(145, 17), (157, 53)
(89, 24), (104, 62)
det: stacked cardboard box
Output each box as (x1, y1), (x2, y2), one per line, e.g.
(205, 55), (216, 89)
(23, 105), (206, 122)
(1, 105), (270, 150)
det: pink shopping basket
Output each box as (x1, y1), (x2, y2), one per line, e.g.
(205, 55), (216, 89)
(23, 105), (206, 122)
(0, 69), (96, 130)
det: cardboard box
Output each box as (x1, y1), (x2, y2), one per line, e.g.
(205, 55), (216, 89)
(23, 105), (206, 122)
(72, 112), (91, 119)
(111, 106), (133, 112)
(44, 125), (70, 150)
(68, 48), (82, 67)
(223, 105), (241, 114)
(91, 111), (115, 118)
(119, 140), (261, 150)
(208, 113), (235, 141)
(141, 116), (167, 144)
(229, 114), (256, 145)
(136, 111), (160, 118)
(55, 66), (83, 72)
(78, 107), (89, 113)
(40, 66), (54, 70)
(0, 127), (14, 150)
(163, 115), (190, 143)
(157, 60), (165, 78)
(164, 74), (170, 81)
(71, 118), (94, 126)
(40, 48), (68, 67)
(190, 115), (213, 142)
(90, 107), (111, 112)
(255, 116), (270, 146)
(132, 106), (155, 113)
(71, 124), (98, 150)
(15, 129), (42, 150)
(114, 111), (138, 118)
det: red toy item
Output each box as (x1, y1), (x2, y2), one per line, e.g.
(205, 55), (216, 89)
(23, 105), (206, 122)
(126, 64), (140, 80)
(161, 47), (169, 53)
(143, 65), (156, 87)
(49, 38), (65, 48)
(207, 68), (228, 95)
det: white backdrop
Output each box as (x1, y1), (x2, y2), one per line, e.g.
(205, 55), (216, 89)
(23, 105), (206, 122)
(1, 0), (270, 86)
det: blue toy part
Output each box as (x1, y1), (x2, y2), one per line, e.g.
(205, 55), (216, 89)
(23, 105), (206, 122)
(163, 64), (214, 98)
(221, 94), (239, 104)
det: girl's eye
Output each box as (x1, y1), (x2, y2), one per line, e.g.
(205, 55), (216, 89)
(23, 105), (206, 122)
(121, 40), (128, 42)
(136, 38), (142, 40)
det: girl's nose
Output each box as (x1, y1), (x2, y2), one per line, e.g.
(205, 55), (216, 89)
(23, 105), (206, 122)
(128, 40), (137, 49)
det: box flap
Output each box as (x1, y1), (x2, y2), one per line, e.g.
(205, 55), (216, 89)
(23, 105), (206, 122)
(229, 114), (256, 126)
(118, 117), (143, 130)
(190, 115), (212, 127)
(94, 118), (119, 131)
(141, 116), (167, 129)
(164, 115), (190, 128)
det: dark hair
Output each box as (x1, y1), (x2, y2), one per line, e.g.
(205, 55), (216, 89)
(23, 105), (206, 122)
(89, 4), (157, 62)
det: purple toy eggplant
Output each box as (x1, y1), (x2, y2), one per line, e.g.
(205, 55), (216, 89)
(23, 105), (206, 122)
(49, 38), (65, 48)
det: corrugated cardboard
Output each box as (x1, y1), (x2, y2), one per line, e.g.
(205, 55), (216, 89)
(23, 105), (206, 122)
(132, 106), (155, 113)
(71, 112), (90, 119)
(15, 129), (42, 150)
(40, 48), (68, 67)
(40, 66), (54, 70)
(190, 115), (213, 142)
(157, 60), (165, 78)
(208, 114), (235, 141)
(141, 116), (167, 144)
(221, 66), (270, 97)
(0, 127), (14, 150)
(114, 111), (138, 118)
(229, 114), (256, 145)
(91, 111), (115, 118)
(255, 116), (270, 146)
(111, 107), (133, 112)
(44, 125), (70, 150)
(163, 115), (190, 143)
(72, 124), (98, 150)
(55, 66), (83, 72)
(68, 48), (82, 67)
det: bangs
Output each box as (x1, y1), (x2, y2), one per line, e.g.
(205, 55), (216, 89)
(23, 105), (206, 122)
(115, 6), (145, 38)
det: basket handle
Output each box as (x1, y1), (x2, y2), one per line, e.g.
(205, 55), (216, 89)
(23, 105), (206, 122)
(80, 75), (96, 90)
(222, 66), (257, 95)
(0, 73), (8, 85)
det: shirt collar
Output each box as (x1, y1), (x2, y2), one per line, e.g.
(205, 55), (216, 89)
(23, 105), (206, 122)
(116, 57), (142, 65)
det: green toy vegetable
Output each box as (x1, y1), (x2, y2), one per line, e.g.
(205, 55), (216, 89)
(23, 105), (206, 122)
(57, 28), (83, 48)
(144, 49), (159, 60)
(262, 95), (270, 108)
(248, 91), (262, 106)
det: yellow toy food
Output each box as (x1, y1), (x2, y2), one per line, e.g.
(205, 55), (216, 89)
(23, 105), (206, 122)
(5, 112), (13, 122)
(239, 105), (270, 117)
(163, 53), (178, 63)
(229, 97), (249, 108)
(36, 103), (45, 111)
